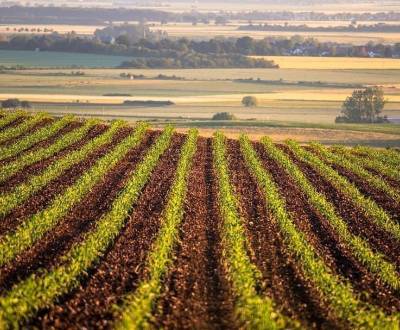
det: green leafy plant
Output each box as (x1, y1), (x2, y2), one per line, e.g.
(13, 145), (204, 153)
(261, 137), (400, 290)
(287, 140), (400, 242)
(0, 126), (174, 328)
(212, 132), (291, 330)
(240, 135), (399, 328)
(0, 112), (49, 145)
(0, 115), (75, 161)
(0, 119), (99, 183)
(117, 129), (198, 329)
(0, 119), (125, 217)
(0, 121), (149, 267)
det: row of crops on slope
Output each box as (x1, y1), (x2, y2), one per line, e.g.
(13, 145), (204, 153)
(0, 111), (399, 329)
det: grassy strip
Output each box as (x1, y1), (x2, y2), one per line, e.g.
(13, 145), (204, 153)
(0, 127), (174, 329)
(0, 119), (125, 217)
(0, 122), (148, 267)
(261, 137), (400, 290)
(0, 112), (48, 145)
(0, 115), (75, 161)
(117, 129), (198, 329)
(240, 135), (399, 329)
(310, 143), (400, 202)
(0, 119), (98, 183)
(287, 141), (400, 242)
(0, 111), (27, 131)
(211, 132), (291, 330)
(332, 145), (400, 183)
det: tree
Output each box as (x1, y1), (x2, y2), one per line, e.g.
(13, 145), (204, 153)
(242, 96), (258, 107)
(336, 87), (387, 123)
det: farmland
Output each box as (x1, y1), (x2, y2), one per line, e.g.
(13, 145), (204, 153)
(0, 63), (400, 132)
(0, 111), (399, 329)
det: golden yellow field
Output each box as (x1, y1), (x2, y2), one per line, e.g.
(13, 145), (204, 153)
(252, 56), (400, 70)
(151, 23), (400, 44)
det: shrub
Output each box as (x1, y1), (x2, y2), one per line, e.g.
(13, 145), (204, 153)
(212, 112), (237, 120)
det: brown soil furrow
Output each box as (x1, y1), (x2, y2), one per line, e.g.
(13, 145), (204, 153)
(154, 138), (235, 330)
(29, 134), (185, 330)
(0, 126), (131, 237)
(255, 143), (400, 314)
(0, 121), (83, 166)
(280, 145), (400, 271)
(226, 139), (340, 329)
(0, 118), (53, 147)
(0, 124), (107, 194)
(0, 131), (159, 291)
(330, 163), (400, 222)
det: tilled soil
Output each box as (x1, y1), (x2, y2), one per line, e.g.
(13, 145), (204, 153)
(280, 145), (400, 269)
(0, 126), (131, 236)
(154, 138), (235, 330)
(29, 134), (185, 329)
(0, 130), (159, 291)
(0, 124), (108, 193)
(0, 121), (83, 165)
(226, 140), (341, 329)
(0, 118), (53, 147)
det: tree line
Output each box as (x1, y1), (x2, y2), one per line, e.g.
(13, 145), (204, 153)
(1, 33), (399, 61)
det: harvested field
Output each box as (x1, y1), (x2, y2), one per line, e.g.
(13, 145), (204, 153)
(0, 112), (399, 329)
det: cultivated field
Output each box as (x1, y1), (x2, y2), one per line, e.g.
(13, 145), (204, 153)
(0, 63), (399, 126)
(252, 56), (400, 70)
(152, 22), (400, 44)
(0, 111), (399, 329)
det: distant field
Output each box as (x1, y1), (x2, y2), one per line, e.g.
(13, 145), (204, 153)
(151, 22), (400, 44)
(0, 62), (399, 125)
(0, 50), (129, 68)
(252, 56), (400, 70)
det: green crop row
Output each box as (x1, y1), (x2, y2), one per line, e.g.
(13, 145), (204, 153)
(353, 145), (400, 168)
(212, 132), (291, 330)
(240, 135), (399, 329)
(287, 141), (400, 242)
(117, 129), (198, 329)
(0, 126), (174, 329)
(310, 143), (400, 202)
(0, 119), (98, 183)
(261, 137), (400, 290)
(332, 146), (400, 183)
(0, 122), (148, 267)
(0, 111), (27, 131)
(0, 112), (49, 145)
(0, 119), (125, 218)
(0, 115), (75, 161)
